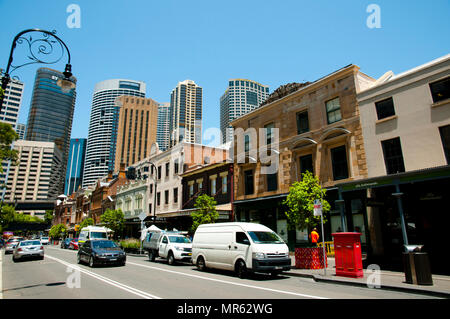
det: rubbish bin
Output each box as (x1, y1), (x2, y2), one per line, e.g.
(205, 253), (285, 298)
(402, 245), (433, 286)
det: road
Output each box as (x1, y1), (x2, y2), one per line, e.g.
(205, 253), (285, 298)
(1, 245), (439, 300)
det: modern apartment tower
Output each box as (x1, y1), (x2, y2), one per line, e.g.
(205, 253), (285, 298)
(157, 102), (170, 151)
(220, 79), (269, 143)
(4, 140), (63, 203)
(114, 96), (158, 172)
(82, 79), (146, 188)
(15, 123), (26, 140)
(64, 138), (87, 195)
(169, 80), (202, 147)
(25, 67), (77, 194)
(0, 76), (24, 129)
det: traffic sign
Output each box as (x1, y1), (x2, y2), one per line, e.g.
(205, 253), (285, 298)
(313, 199), (322, 216)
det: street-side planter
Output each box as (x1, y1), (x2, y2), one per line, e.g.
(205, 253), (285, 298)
(295, 247), (327, 269)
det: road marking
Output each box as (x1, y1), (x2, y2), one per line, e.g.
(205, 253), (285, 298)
(45, 255), (161, 299)
(127, 261), (328, 299)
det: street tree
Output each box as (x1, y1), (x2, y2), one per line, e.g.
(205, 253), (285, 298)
(44, 210), (54, 225)
(79, 217), (94, 229)
(0, 121), (19, 173)
(283, 171), (330, 240)
(49, 223), (68, 240)
(191, 194), (218, 233)
(0, 204), (15, 233)
(100, 209), (124, 239)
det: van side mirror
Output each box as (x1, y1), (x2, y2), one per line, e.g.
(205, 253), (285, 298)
(243, 239), (250, 245)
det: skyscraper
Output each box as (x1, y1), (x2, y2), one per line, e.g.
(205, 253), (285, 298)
(220, 79), (269, 143)
(25, 67), (77, 194)
(157, 102), (170, 151)
(169, 80), (202, 147)
(114, 96), (158, 171)
(15, 123), (26, 140)
(82, 79), (146, 188)
(0, 75), (24, 129)
(64, 138), (87, 195)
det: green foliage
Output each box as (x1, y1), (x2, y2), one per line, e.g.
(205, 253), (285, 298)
(191, 194), (218, 233)
(49, 223), (68, 239)
(0, 122), (19, 173)
(119, 238), (140, 250)
(79, 217), (94, 230)
(44, 210), (54, 224)
(0, 204), (15, 229)
(283, 171), (330, 232)
(100, 209), (124, 238)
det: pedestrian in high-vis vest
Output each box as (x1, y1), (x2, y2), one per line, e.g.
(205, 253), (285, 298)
(311, 228), (319, 246)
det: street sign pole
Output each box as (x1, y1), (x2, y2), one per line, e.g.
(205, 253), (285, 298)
(314, 199), (326, 276)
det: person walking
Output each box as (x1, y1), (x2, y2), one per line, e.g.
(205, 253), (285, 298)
(310, 228), (319, 247)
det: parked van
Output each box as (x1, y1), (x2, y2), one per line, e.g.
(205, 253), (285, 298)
(192, 222), (291, 278)
(78, 226), (109, 244)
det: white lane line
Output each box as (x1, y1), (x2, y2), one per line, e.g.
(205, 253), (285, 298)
(45, 254), (161, 299)
(127, 261), (328, 299)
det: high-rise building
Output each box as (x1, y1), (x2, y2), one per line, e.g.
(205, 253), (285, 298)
(220, 79), (269, 143)
(64, 138), (87, 195)
(114, 96), (158, 171)
(25, 67), (77, 195)
(4, 140), (63, 202)
(15, 123), (26, 140)
(0, 76), (25, 190)
(0, 76), (24, 129)
(157, 102), (170, 151)
(169, 80), (202, 147)
(82, 79), (146, 188)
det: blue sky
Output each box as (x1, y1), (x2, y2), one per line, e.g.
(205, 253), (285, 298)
(1, 0), (449, 142)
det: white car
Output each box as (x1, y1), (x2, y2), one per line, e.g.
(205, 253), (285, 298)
(13, 240), (44, 262)
(40, 237), (50, 245)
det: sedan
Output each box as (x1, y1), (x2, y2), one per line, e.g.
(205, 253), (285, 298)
(77, 240), (126, 267)
(69, 238), (79, 250)
(12, 240), (44, 262)
(61, 238), (72, 249)
(4, 238), (24, 254)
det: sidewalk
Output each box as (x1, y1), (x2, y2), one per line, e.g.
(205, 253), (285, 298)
(284, 255), (450, 298)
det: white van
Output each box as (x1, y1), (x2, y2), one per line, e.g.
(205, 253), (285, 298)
(192, 222), (291, 278)
(78, 226), (109, 244)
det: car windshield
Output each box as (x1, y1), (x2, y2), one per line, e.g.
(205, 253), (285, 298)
(92, 240), (118, 249)
(168, 236), (191, 243)
(91, 232), (107, 239)
(41, 237), (48, 240)
(248, 231), (284, 244)
(20, 241), (41, 246)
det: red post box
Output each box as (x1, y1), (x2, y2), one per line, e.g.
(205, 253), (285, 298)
(332, 232), (363, 278)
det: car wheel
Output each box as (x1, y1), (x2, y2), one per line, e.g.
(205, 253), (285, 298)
(167, 251), (176, 265)
(89, 256), (95, 268)
(77, 254), (82, 264)
(12, 256), (18, 263)
(196, 256), (206, 271)
(148, 250), (155, 262)
(235, 260), (247, 279)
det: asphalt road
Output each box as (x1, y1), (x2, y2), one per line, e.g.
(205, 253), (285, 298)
(1, 245), (439, 300)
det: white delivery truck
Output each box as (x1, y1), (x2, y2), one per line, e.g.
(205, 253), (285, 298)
(142, 227), (192, 265)
(192, 222), (291, 278)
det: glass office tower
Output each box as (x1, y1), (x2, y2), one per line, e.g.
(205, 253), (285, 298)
(26, 67), (77, 195)
(64, 138), (87, 195)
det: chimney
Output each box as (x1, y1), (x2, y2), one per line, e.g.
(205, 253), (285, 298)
(119, 163), (126, 179)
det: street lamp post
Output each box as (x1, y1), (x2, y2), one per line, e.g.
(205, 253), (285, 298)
(149, 162), (158, 224)
(0, 28), (74, 113)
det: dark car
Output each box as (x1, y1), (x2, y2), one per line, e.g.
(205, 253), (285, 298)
(61, 238), (71, 249)
(77, 240), (126, 267)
